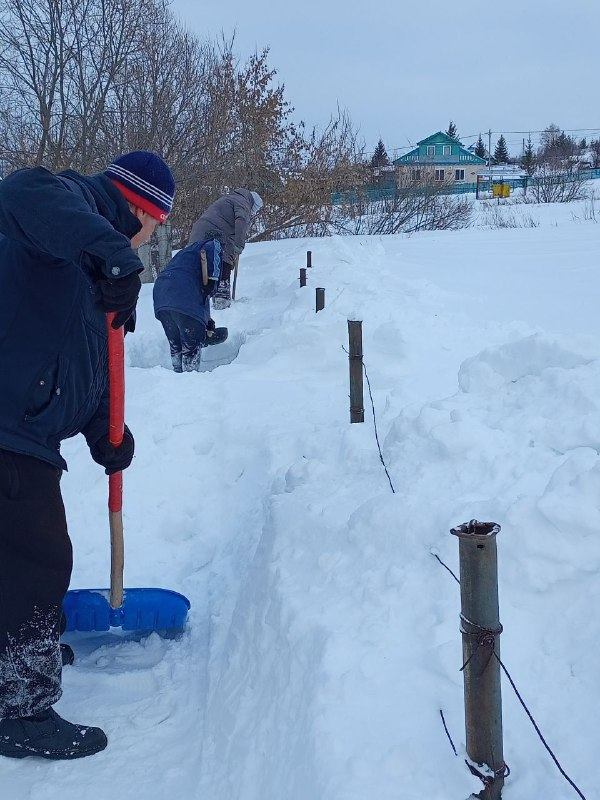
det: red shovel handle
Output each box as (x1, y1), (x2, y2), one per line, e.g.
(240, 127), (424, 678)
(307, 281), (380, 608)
(107, 313), (124, 513)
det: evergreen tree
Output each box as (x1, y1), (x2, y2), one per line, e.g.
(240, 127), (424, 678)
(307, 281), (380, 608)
(521, 135), (536, 176)
(494, 134), (509, 164)
(540, 123), (561, 152)
(539, 125), (577, 165)
(370, 138), (390, 168)
(445, 120), (458, 139)
(474, 134), (487, 159)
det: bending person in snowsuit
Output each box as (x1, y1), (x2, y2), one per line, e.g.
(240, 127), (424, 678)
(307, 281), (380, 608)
(188, 188), (263, 309)
(153, 239), (226, 372)
(0, 151), (175, 760)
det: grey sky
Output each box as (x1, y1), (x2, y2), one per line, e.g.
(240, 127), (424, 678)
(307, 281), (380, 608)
(170, 0), (600, 159)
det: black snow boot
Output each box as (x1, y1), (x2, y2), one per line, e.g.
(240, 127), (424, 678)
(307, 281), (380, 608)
(0, 707), (107, 760)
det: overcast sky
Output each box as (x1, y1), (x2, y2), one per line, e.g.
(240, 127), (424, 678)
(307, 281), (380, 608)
(170, 0), (600, 160)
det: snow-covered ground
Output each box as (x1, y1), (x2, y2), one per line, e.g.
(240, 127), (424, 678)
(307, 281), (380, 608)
(2, 195), (600, 799)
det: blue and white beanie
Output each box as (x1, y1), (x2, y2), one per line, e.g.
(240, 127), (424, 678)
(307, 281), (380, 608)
(105, 151), (175, 222)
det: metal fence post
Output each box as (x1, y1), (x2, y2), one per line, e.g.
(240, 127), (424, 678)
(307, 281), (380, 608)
(307, 250), (312, 268)
(347, 320), (364, 423)
(299, 267), (307, 287)
(316, 287), (325, 312)
(451, 520), (505, 800)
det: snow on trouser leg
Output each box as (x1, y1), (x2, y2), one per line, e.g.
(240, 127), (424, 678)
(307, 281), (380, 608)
(0, 450), (72, 719)
(182, 347), (202, 372)
(170, 351), (183, 373)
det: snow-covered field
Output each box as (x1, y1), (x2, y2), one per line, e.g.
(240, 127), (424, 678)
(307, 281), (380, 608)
(2, 194), (600, 799)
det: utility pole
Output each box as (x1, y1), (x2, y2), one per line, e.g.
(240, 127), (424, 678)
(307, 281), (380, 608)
(488, 129), (493, 192)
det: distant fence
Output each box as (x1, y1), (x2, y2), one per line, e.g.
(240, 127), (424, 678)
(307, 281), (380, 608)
(332, 168), (600, 205)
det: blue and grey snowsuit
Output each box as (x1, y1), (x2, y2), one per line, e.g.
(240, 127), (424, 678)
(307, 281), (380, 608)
(153, 239), (222, 371)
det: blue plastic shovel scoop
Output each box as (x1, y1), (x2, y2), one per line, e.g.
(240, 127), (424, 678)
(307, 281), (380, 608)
(62, 314), (190, 635)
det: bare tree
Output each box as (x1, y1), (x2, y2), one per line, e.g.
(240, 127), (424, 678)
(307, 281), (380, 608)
(340, 171), (473, 236)
(589, 139), (600, 169)
(527, 164), (588, 203)
(0, 2), (370, 246)
(0, 0), (160, 172)
(253, 110), (367, 240)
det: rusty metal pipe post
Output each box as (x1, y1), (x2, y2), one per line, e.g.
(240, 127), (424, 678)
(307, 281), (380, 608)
(299, 267), (307, 287)
(347, 320), (364, 423)
(316, 287), (325, 313)
(451, 520), (504, 800)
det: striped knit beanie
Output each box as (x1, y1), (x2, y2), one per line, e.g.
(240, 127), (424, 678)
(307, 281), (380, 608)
(105, 151), (175, 222)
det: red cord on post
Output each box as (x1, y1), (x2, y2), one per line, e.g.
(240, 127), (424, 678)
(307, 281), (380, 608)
(107, 313), (125, 513)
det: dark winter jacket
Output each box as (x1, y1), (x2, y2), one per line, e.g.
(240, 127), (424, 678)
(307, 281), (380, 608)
(0, 166), (144, 470)
(152, 240), (222, 330)
(188, 188), (255, 264)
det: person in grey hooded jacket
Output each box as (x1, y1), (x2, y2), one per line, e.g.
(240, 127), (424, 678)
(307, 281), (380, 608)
(188, 188), (263, 309)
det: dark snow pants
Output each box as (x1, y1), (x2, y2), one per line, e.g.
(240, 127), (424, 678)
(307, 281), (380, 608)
(0, 449), (71, 719)
(220, 261), (233, 285)
(157, 310), (206, 373)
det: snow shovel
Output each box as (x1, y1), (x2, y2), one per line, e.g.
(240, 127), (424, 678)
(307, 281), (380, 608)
(62, 313), (190, 634)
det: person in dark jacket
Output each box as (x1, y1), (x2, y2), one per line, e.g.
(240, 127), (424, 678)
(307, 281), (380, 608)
(0, 151), (175, 760)
(153, 239), (227, 372)
(188, 188), (263, 309)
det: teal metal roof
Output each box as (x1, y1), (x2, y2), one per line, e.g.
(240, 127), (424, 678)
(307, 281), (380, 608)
(394, 131), (487, 166)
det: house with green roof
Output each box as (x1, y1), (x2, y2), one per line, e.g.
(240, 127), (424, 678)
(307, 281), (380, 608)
(394, 131), (487, 187)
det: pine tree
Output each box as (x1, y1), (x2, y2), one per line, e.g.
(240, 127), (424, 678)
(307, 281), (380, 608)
(474, 134), (487, 159)
(521, 135), (536, 176)
(494, 135), (509, 164)
(446, 120), (458, 139)
(370, 138), (390, 168)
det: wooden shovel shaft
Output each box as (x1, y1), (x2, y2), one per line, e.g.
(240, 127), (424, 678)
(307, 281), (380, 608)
(107, 313), (125, 609)
(232, 254), (239, 300)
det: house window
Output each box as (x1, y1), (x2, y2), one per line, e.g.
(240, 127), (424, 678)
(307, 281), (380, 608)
(443, 145), (451, 156)
(411, 169), (421, 181)
(455, 169), (465, 181)
(435, 169), (445, 181)
(427, 145), (435, 157)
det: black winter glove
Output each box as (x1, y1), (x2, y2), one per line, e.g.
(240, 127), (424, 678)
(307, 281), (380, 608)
(89, 425), (135, 475)
(203, 279), (219, 299)
(96, 272), (142, 329)
(207, 318), (216, 333)
(124, 309), (136, 335)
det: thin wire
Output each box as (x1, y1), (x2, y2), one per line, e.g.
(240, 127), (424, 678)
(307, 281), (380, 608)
(439, 710), (458, 756)
(341, 345), (395, 493)
(363, 362), (396, 494)
(432, 553), (460, 584)
(434, 557), (588, 800)
(494, 654), (587, 800)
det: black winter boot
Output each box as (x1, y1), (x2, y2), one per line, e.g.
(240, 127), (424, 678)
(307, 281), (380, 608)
(0, 707), (107, 760)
